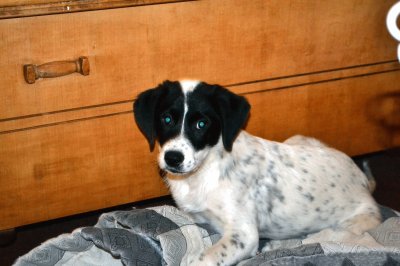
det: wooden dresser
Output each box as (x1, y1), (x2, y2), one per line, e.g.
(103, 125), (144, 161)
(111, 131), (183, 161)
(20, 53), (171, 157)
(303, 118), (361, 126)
(1, 0), (399, 231)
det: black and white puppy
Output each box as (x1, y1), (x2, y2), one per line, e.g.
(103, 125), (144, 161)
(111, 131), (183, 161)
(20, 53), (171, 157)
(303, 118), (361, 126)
(133, 80), (381, 266)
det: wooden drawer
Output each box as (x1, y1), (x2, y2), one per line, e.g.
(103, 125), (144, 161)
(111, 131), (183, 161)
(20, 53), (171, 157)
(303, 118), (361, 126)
(1, 69), (399, 230)
(0, 112), (168, 230)
(245, 70), (400, 155)
(1, 0), (399, 230)
(0, 0), (397, 120)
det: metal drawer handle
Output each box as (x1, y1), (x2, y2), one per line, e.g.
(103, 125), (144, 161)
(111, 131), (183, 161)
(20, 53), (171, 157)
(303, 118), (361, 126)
(23, 56), (90, 84)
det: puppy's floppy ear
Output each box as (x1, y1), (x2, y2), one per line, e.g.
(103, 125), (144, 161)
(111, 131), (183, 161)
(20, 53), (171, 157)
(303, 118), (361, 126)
(213, 85), (250, 151)
(133, 85), (165, 151)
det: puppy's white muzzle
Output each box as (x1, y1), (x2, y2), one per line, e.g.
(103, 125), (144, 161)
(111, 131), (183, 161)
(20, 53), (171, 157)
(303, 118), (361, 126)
(158, 136), (211, 175)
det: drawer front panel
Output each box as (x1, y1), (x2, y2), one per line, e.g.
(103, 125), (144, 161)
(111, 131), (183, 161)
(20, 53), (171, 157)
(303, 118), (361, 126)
(0, 113), (168, 230)
(0, 0), (397, 120)
(1, 70), (399, 230)
(246, 71), (400, 156)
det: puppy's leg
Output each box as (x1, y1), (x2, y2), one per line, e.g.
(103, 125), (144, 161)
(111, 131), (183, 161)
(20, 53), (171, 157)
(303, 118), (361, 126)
(190, 202), (258, 266)
(262, 238), (302, 252)
(336, 212), (381, 235)
(262, 211), (381, 252)
(303, 206), (381, 247)
(192, 224), (258, 266)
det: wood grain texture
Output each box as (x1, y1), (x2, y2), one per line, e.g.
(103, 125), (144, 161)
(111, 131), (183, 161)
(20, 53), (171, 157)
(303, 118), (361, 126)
(0, 0), (397, 120)
(0, 101), (132, 134)
(0, 113), (168, 230)
(1, 0), (61, 5)
(24, 56), (90, 84)
(0, 0), (191, 19)
(245, 71), (400, 156)
(228, 61), (400, 95)
(1, 61), (399, 135)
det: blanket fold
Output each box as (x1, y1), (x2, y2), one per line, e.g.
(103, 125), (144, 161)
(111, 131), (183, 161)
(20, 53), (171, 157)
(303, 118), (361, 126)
(14, 206), (400, 266)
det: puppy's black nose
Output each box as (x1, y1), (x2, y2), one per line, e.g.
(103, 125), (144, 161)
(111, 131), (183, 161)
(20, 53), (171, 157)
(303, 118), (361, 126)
(164, 151), (184, 168)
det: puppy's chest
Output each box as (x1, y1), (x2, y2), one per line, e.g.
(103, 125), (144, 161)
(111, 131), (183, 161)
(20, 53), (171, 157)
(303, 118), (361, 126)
(168, 181), (206, 212)
(167, 169), (221, 213)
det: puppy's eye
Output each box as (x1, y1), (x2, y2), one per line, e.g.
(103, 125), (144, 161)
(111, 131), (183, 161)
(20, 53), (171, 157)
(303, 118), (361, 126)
(196, 119), (208, 129)
(162, 115), (173, 125)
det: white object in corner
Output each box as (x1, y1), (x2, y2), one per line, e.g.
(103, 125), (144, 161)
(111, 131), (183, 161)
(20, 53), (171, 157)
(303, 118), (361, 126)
(387, 1), (400, 62)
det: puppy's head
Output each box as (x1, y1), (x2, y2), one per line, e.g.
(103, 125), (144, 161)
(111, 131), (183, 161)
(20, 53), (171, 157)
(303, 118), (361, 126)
(133, 80), (250, 175)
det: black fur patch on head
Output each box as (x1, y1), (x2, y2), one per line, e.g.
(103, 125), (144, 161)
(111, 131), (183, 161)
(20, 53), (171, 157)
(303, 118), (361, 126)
(134, 80), (250, 152)
(187, 83), (250, 151)
(184, 84), (222, 151)
(155, 87), (185, 147)
(133, 80), (183, 150)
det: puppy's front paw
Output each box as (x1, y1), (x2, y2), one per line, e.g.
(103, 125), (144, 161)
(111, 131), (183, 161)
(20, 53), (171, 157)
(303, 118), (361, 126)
(190, 253), (220, 266)
(261, 239), (302, 252)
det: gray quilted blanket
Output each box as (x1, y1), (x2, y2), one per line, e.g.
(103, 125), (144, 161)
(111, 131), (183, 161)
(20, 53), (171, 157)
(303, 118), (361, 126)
(14, 205), (400, 266)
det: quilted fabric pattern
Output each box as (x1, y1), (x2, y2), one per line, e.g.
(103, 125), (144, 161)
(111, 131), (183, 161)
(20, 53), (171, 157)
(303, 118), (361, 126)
(14, 206), (400, 266)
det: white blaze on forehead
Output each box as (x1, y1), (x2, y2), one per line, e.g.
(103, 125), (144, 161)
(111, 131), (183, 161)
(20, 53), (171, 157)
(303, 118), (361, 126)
(179, 80), (200, 134)
(179, 80), (200, 95)
(159, 80), (211, 174)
